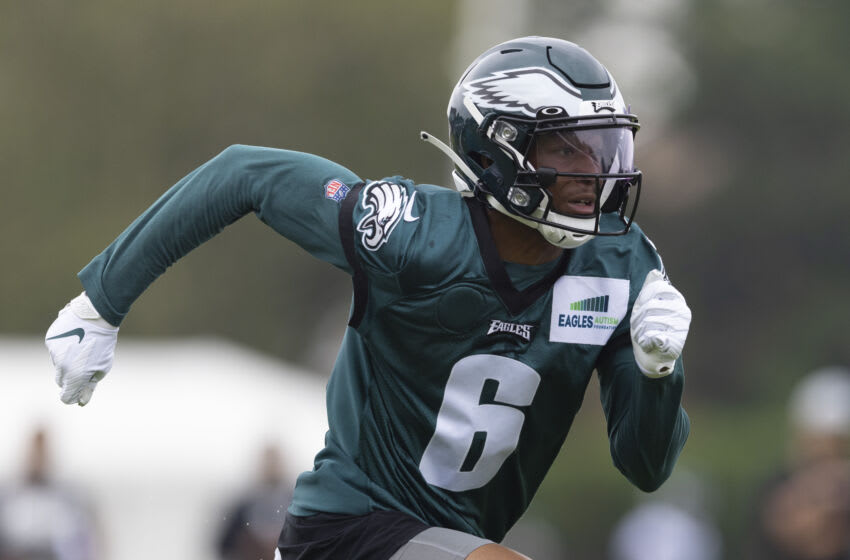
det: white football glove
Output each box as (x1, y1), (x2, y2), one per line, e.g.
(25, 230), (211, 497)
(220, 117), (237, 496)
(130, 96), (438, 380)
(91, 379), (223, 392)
(630, 269), (692, 378)
(45, 292), (119, 406)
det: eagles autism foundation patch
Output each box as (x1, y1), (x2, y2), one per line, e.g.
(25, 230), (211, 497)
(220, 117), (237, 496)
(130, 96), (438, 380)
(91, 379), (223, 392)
(549, 276), (629, 345)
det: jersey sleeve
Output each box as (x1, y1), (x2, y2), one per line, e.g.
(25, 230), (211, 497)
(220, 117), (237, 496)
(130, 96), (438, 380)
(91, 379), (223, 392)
(344, 179), (426, 275)
(595, 224), (690, 492)
(596, 338), (690, 492)
(78, 144), (363, 326)
(334, 179), (473, 330)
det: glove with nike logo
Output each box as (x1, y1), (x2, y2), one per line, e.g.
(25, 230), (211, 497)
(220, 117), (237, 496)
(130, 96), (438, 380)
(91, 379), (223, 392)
(630, 269), (692, 379)
(45, 292), (119, 406)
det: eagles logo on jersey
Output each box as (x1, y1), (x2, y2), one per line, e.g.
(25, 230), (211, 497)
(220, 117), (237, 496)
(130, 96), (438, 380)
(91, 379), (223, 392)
(356, 181), (420, 251)
(357, 182), (409, 251)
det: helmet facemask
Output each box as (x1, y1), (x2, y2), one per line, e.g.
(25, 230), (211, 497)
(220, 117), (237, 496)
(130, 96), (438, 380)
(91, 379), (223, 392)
(478, 109), (642, 249)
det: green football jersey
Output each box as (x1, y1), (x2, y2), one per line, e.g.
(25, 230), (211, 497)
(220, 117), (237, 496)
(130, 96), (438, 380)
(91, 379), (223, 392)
(79, 145), (689, 542)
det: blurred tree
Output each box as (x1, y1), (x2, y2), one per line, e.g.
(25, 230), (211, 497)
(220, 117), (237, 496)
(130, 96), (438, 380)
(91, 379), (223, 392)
(0, 0), (453, 364)
(664, 0), (850, 399)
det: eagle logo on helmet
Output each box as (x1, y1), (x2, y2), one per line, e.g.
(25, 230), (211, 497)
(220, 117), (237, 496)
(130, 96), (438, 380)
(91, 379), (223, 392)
(462, 67), (586, 119)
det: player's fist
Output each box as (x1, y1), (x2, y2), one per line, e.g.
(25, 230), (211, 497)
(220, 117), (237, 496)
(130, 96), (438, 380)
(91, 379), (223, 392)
(45, 292), (118, 406)
(630, 269), (691, 378)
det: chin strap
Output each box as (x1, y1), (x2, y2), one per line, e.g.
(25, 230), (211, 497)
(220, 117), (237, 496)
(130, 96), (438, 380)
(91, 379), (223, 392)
(420, 131), (478, 196)
(488, 195), (594, 250)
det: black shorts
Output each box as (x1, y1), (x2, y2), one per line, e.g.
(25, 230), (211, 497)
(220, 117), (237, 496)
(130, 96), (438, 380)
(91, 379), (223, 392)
(277, 510), (429, 560)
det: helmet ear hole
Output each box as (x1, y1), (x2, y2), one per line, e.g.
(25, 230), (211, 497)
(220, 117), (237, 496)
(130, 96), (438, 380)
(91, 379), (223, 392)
(469, 152), (495, 170)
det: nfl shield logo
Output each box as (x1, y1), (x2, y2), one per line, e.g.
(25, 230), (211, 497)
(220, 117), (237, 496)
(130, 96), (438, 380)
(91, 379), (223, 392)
(324, 179), (350, 202)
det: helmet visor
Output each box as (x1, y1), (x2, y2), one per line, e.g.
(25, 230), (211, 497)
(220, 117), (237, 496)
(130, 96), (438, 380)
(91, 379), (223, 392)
(530, 128), (635, 177)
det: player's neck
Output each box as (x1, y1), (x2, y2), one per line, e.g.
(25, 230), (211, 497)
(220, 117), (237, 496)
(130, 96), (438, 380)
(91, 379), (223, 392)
(486, 208), (563, 265)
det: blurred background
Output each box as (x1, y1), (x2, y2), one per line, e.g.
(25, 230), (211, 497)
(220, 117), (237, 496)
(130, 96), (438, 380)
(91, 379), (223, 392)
(1, 0), (849, 558)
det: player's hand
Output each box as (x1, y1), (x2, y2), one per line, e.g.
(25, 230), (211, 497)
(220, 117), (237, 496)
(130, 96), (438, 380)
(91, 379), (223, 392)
(45, 292), (119, 406)
(630, 269), (691, 378)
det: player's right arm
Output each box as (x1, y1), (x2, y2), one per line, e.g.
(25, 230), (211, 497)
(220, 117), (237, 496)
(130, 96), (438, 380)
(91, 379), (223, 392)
(46, 144), (363, 405)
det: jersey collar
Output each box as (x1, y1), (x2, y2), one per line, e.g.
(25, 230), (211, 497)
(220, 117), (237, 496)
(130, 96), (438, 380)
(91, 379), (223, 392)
(465, 198), (570, 315)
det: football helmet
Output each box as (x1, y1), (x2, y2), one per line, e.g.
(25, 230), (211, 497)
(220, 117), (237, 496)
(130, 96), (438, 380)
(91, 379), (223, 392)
(422, 36), (642, 248)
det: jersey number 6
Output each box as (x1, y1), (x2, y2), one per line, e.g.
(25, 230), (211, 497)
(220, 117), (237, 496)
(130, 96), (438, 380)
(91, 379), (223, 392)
(419, 354), (541, 492)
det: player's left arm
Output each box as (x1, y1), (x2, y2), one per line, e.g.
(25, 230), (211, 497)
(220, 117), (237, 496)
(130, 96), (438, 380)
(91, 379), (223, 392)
(595, 232), (692, 491)
(596, 335), (690, 491)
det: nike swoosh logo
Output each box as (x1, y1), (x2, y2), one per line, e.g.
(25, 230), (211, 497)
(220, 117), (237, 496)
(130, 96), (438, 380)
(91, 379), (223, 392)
(47, 328), (85, 343)
(403, 191), (420, 222)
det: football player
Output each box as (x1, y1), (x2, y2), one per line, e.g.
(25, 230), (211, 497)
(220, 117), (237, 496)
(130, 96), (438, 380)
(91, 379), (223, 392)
(45, 37), (691, 560)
